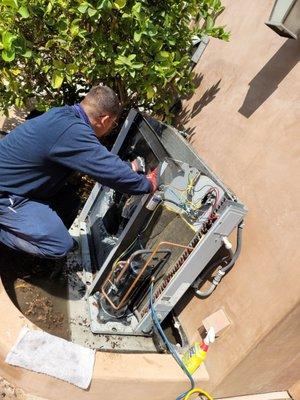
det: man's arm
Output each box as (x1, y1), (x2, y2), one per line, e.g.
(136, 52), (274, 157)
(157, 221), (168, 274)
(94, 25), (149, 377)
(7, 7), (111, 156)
(48, 123), (152, 195)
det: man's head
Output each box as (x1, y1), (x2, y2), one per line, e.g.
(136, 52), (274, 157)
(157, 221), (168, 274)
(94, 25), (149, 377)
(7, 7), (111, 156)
(80, 85), (121, 138)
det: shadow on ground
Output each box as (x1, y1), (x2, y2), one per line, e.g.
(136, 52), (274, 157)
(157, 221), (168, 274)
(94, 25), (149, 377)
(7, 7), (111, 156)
(175, 75), (222, 142)
(190, 79), (221, 119)
(239, 39), (300, 118)
(0, 245), (84, 340)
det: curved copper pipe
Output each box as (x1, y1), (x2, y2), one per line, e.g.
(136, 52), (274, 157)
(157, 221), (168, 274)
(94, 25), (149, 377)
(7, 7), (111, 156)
(101, 241), (193, 311)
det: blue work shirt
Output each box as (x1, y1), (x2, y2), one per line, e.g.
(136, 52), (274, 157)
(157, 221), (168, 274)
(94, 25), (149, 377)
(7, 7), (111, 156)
(0, 106), (151, 199)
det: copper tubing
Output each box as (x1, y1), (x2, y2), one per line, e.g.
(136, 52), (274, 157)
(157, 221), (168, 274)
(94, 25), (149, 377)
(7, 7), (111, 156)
(139, 230), (211, 317)
(101, 241), (194, 311)
(101, 248), (169, 311)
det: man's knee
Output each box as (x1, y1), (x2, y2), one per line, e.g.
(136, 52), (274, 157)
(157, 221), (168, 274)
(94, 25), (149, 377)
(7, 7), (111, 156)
(39, 235), (74, 259)
(0, 194), (75, 258)
(0, 228), (74, 259)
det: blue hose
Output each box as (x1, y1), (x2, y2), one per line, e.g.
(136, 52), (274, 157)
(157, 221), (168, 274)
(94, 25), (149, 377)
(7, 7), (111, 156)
(149, 282), (195, 400)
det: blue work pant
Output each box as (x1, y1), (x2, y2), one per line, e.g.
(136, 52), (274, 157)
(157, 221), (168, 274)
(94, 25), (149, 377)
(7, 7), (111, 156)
(0, 184), (80, 258)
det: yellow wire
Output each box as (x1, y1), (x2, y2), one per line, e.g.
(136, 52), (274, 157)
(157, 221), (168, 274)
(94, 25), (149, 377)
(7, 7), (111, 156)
(183, 387), (213, 400)
(173, 170), (203, 211)
(111, 238), (137, 271)
(163, 203), (197, 232)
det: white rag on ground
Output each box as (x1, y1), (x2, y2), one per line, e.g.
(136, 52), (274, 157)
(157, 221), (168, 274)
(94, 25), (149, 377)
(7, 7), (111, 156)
(5, 326), (95, 389)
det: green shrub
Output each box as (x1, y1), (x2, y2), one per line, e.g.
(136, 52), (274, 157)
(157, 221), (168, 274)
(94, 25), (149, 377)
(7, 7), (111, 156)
(0, 0), (229, 116)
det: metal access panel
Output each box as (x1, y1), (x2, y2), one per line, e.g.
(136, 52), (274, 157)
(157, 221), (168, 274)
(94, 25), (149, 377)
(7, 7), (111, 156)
(78, 110), (247, 337)
(265, 0), (300, 39)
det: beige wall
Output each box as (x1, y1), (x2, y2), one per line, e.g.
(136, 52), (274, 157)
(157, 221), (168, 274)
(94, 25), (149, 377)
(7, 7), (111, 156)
(289, 379), (300, 400)
(178, 0), (300, 396)
(214, 303), (300, 397)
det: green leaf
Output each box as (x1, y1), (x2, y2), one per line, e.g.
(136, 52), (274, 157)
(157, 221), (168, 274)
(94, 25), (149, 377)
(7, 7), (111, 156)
(2, 0), (18, 9)
(134, 31), (142, 42)
(42, 65), (51, 73)
(2, 49), (15, 62)
(70, 23), (80, 37)
(113, 0), (126, 9)
(159, 50), (170, 58)
(150, 40), (163, 51)
(206, 15), (214, 30)
(51, 70), (64, 89)
(46, 2), (53, 13)
(87, 7), (97, 16)
(46, 17), (56, 26)
(200, 9), (208, 18)
(53, 60), (65, 69)
(146, 86), (155, 99)
(45, 38), (67, 49)
(78, 29), (88, 39)
(57, 19), (68, 32)
(2, 32), (16, 51)
(132, 62), (143, 69)
(98, 0), (112, 9)
(132, 2), (141, 18)
(147, 26), (157, 37)
(78, 2), (89, 13)
(11, 67), (21, 76)
(115, 55), (127, 65)
(66, 63), (78, 75)
(15, 97), (24, 108)
(116, 54), (136, 66)
(18, 5), (29, 18)
(13, 36), (26, 53)
(22, 49), (32, 58)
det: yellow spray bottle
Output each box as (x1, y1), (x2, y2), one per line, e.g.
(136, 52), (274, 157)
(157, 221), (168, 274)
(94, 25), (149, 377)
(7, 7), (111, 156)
(182, 327), (215, 375)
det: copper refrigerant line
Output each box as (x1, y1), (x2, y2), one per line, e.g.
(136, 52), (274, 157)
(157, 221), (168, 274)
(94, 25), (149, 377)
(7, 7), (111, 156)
(101, 241), (193, 311)
(139, 233), (203, 318)
(139, 210), (221, 318)
(138, 199), (226, 318)
(101, 197), (225, 315)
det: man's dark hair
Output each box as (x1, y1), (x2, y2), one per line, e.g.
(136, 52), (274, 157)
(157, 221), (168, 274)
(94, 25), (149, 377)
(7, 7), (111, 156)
(81, 85), (121, 119)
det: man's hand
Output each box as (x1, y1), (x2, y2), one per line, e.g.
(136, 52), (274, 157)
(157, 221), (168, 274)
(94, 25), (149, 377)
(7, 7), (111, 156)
(146, 167), (158, 192)
(131, 156), (145, 173)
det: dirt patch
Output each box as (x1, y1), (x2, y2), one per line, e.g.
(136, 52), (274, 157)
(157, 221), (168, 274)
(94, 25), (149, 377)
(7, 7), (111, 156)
(68, 172), (95, 206)
(15, 278), (67, 337)
(0, 376), (26, 400)
(0, 376), (45, 400)
(0, 246), (71, 340)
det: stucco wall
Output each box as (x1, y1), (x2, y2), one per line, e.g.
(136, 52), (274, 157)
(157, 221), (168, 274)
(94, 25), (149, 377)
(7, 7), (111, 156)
(214, 303), (300, 397)
(178, 0), (300, 396)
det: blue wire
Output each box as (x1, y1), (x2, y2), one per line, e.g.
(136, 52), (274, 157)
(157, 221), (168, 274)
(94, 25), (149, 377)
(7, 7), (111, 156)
(149, 282), (195, 400)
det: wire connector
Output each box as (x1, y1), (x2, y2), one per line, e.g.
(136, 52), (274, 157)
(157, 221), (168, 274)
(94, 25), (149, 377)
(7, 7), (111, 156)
(212, 270), (225, 286)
